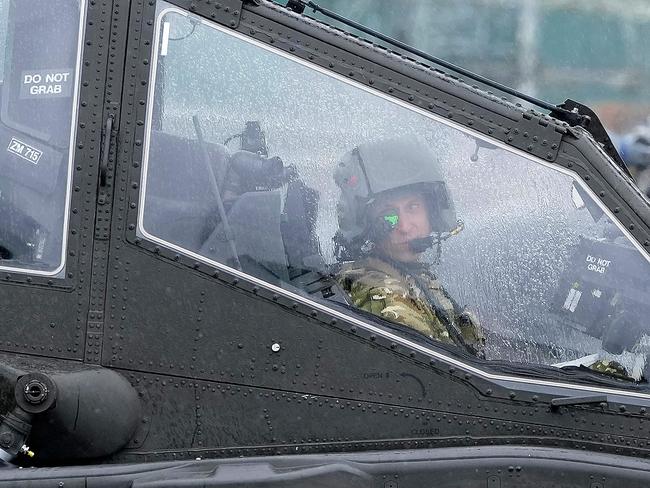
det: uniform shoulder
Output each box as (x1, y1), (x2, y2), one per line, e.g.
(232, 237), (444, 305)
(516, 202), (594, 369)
(337, 257), (407, 292)
(338, 256), (401, 277)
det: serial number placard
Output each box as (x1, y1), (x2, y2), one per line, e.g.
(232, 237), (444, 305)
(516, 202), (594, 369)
(7, 137), (43, 164)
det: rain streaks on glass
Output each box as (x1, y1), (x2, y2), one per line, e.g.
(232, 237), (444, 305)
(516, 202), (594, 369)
(140, 3), (650, 381)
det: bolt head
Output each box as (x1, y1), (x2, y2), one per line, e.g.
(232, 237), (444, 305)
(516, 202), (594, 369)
(0, 432), (13, 448)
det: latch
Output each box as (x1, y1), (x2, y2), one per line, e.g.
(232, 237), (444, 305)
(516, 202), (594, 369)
(550, 394), (608, 412)
(99, 114), (114, 190)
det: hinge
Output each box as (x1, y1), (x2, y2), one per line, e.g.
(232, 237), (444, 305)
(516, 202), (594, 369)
(552, 99), (632, 177)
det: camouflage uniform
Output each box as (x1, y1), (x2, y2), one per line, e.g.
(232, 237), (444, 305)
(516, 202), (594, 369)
(337, 256), (485, 357)
(589, 359), (630, 379)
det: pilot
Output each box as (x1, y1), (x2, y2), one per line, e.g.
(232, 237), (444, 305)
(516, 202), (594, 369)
(332, 137), (485, 358)
(619, 125), (650, 198)
(331, 137), (640, 380)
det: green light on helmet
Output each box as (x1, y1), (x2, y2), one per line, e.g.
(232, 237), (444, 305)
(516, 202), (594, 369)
(383, 213), (399, 229)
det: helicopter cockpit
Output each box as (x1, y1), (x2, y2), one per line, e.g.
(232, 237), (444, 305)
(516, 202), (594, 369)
(128, 4), (650, 382)
(1, 0), (649, 385)
(4, 0), (650, 479)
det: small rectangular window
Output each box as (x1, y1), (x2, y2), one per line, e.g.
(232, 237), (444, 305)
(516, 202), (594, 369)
(0, 0), (85, 276)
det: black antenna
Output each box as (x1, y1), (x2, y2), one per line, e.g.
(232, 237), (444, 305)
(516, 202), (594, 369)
(286, 0), (587, 126)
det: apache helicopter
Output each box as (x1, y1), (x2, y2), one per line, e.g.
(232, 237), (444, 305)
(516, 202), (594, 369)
(1, 0), (650, 486)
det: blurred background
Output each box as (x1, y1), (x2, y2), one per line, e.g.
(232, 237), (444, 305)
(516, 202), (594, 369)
(277, 0), (650, 184)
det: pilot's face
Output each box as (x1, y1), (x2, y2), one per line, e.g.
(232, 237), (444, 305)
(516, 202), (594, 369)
(371, 191), (432, 263)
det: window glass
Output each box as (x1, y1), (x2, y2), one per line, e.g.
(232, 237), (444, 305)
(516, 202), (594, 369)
(141, 4), (650, 381)
(0, 1), (8, 82)
(0, 0), (84, 275)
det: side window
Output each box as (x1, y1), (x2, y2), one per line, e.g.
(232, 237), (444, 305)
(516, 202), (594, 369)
(0, 0), (84, 275)
(141, 3), (650, 379)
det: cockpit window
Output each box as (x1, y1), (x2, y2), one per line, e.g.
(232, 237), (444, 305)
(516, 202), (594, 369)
(140, 3), (650, 383)
(0, 0), (84, 275)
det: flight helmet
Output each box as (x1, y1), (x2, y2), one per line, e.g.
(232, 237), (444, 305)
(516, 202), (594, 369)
(333, 136), (460, 260)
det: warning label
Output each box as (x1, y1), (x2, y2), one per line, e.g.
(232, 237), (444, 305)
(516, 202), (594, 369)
(585, 254), (611, 275)
(20, 69), (73, 99)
